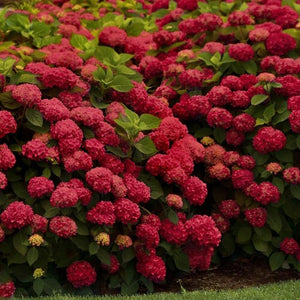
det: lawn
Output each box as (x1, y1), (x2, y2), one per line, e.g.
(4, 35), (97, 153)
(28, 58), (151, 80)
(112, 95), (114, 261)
(15, 280), (300, 300)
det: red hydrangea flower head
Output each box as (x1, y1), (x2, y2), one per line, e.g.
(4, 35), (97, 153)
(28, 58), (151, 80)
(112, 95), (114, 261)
(237, 155), (256, 170)
(230, 91), (250, 108)
(229, 44), (255, 61)
(260, 56), (281, 71)
(66, 261), (96, 288)
(223, 151), (240, 166)
(228, 11), (254, 26)
(1, 201), (34, 229)
(289, 110), (300, 133)
(219, 200), (240, 219)
(86, 201), (115, 226)
(101, 255), (120, 274)
(99, 153), (124, 174)
(136, 253), (166, 282)
(166, 194), (183, 209)
(70, 107), (104, 129)
(265, 32), (296, 56)
(84, 138), (105, 161)
(0, 281), (16, 298)
(62, 151), (93, 173)
(27, 177), (54, 198)
(185, 244), (214, 270)
(94, 121), (120, 146)
(99, 26), (127, 47)
(226, 128), (245, 147)
(160, 219), (188, 245)
(197, 13), (223, 31)
(0, 111), (17, 138)
(176, 0), (198, 11)
(114, 198), (141, 224)
(287, 96), (300, 111)
(182, 176), (207, 206)
(45, 51), (83, 71)
(233, 113), (256, 133)
(153, 30), (174, 47)
(31, 214), (48, 233)
(208, 163), (231, 181)
(231, 169), (254, 189)
(49, 216), (77, 238)
(179, 69), (204, 89)
(11, 84), (42, 107)
(211, 213), (230, 233)
(204, 144), (225, 165)
(244, 207), (267, 228)
(0, 144), (16, 170)
(253, 126), (286, 153)
(141, 214), (161, 231)
(207, 107), (233, 129)
(124, 174), (150, 204)
(0, 172), (7, 190)
(249, 28), (270, 42)
(85, 167), (113, 194)
(111, 175), (127, 198)
(253, 182), (280, 205)
(50, 119), (83, 140)
(282, 167), (300, 184)
(136, 224), (160, 249)
(266, 162), (282, 175)
(207, 86), (232, 106)
(50, 187), (79, 208)
(155, 117), (187, 141)
(42, 67), (78, 89)
(139, 56), (163, 80)
(21, 139), (49, 161)
(38, 98), (69, 123)
(185, 215), (221, 247)
(280, 238), (299, 255)
(202, 42), (225, 54)
(221, 76), (243, 91)
(58, 91), (83, 109)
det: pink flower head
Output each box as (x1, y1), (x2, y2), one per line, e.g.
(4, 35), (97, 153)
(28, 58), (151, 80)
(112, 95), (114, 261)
(0, 281), (16, 298)
(283, 167), (300, 184)
(182, 176), (207, 206)
(265, 32), (296, 56)
(50, 187), (79, 208)
(114, 198), (141, 224)
(0, 201), (34, 229)
(208, 163), (231, 181)
(42, 67), (78, 89)
(0, 111), (17, 138)
(244, 207), (267, 228)
(86, 201), (115, 226)
(280, 238), (299, 255)
(99, 26), (127, 47)
(207, 107), (233, 129)
(289, 110), (300, 133)
(22, 139), (49, 161)
(231, 169), (254, 190)
(66, 261), (96, 288)
(0, 144), (16, 170)
(38, 98), (69, 123)
(62, 151), (93, 173)
(11, 84), (42, 107)
(160, 218), (188, 245)
(228, 44), (254, 61)
(0, 172), (7, 190)
(179, 69), (204, 89)
(207, 86), (232, 106)
(124, 174), (150, 204)
(136, 223), (160, 249)
(166, 194), (183, 209)
(85, 167), (113, 194)
(49, 216), (77, 238)
(31, 214), (48, 233)
(233, 113), (256, 133)
(211, 213), (230, 233)
(219, 200), (240, 219)
(27, 177), (54, 198)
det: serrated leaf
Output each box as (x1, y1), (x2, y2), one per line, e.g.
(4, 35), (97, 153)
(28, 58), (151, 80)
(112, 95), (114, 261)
(13, 231), (27, 256)
(0, 92), (22, 109)
(25, 108), (43, 127)
(122, 247), (135, 263)
(290, 185), (300, 200)
(70, 34), (89, 51)
(272, 110), (290, 125)
(236, 226), (252, 244)
(139, 114), (161, 131)
(134, 136), (157, 155)
(213, 128), (225, 144)
(33, 279), (44, 296)
(251, 94), (268, 106)
(110, 75), (133, 92)
(93, 67), (106, 82)
(263, 103), (275, 123)
(27, 247), (39, 266)
(267, 207), (282, 233)
(138, 172), (163, 199)
(242, 60), (257, 75)
(42, 168), (51, 179)
(97, 248), (111, 265)
(89, 242), (99, 255)
(43, 207), (59, 218)
(269, 251), (285, 271)
(168, 209), (179, 225)
(173, 249), (190, 272)
(272, 177), (285, 194)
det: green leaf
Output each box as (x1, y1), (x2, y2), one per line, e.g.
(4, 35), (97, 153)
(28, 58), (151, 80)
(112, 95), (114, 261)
(140, 276), (153, 293)
(272, 177), (285, 194)
(251, 94), (268, 106)
(5, 13), (30, 32)
(124, 107), (139, 123)
(134, 136), (157, 155)
(296, 135), (300, 149)
(43, 278), (61, 295)
(254, 227), (272, 242)
(27, 247), (39, 266)
(0, 92), (21, 109)
(173, 249), (190, 272)
(13, 231), (28, 256)
(263, 103), (275, 123)
(42, 168), (51, 179)
(33, 279), (44, 296)
(272, 110), (290, 125)
(236, 226), (252, 244)
(115, 65), (136, 76)
(31, 21), (51, 37)
(118, 53), (134, 64)
(89, 242), (99, 255)
(267, 207), (282, 233)
(11, 181), (31, 200)
(252, 234), (271, 253)
(213, 128), (225, 144)
(122, 247), (135, 263)
(168, 209), (179, 225)
(97, 248), (111, 266)
(95, 46), (120, 66)
(43, 207), (59, 218)
(121, 281), (139, 296)
(70, 34), (89, 51)
(51, 166), (61, 178)
(273, 149), (293, 163)
(25, 108), (43, 127)
(138, 172), (163, 199)
(71, 236), (89, 251)
(269, 251), (285, 271)
(219, 233), (236, 257)
(290, 185), (300, 200)
(252, 152), (269, 165)
(93, 67), (106, 82)
(110, 75), (133, 92)
(242, 60), (257, 75)
(9, 72), (39, 85)
(139, 114), (161, 131)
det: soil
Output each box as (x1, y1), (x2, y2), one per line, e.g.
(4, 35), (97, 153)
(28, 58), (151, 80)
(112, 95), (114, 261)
(154, 257), (300, 293)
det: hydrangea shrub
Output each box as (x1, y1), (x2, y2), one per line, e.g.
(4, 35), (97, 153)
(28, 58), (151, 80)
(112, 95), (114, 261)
(0, 0), (299, 297)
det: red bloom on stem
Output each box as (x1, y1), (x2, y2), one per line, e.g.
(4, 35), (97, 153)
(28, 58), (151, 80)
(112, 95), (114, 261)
(228, 44), (254, 61)
(182, 176), (207, 206)
(160, 219), (188, 245)
(244, 207), (267, 228)
(86, 201), (115, 226)
(22, 139), (49, 161)
(50, 187), (79, 208)
(0, 201), (34, 230)
(231, 169), (254, 190)
(85, 167), (113, 193)
(31, 214), (48, 233)
(185, 244), (214, 270)
(38, 98), (69, 123)
(136, 223), (160, 249)
(207, 107), (233, 129)
(27, 177), (54, 198)
(66, 261), (96, 288)
(265, 32), (296, 56)
(11, 84), (42, 107)
(49, 216), (77, 238)
(114, 198), (141, 224)
(0, 281), (16, 298)
(0, 172), (7, 190)
(219, 200), (240, 219)
(282, 167), (300, 184)
(280, 238), (299, 255)
(0, 111), (17, 138)
(124, 174), (150, 204)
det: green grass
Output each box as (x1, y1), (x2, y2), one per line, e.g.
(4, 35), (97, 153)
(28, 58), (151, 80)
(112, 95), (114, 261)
(16, 280), (300, 300)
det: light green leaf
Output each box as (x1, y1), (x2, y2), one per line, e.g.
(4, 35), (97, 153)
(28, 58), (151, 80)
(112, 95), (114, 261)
(134, 136), (157, 155)
(251, 94), (268, 106)
(139, 114), (161, 130)
(25, 108), (43, 127)
(70, 34), (89, 50)
(110, 75), (133, 92)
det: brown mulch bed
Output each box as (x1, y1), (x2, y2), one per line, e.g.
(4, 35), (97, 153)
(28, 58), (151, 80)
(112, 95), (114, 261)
(154, 257), (300, 293)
